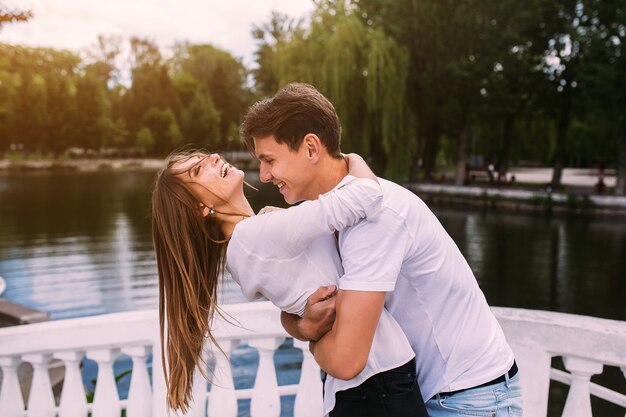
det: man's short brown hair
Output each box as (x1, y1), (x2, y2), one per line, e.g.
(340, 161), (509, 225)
(240, 83), (342, 157)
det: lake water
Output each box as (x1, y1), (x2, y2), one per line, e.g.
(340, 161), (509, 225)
(0, 170), (624, 416)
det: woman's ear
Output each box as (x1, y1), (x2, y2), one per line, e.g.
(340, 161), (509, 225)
(200, 204), (210, 217)
(302, 133), (322, 162)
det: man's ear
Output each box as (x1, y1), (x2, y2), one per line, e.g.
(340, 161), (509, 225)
(302, 134), (322, 163)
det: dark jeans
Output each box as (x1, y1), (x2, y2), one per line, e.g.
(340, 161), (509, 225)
(329, 358), (429, 417)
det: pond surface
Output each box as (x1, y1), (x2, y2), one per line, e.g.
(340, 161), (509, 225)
(0, 170), (624, 416)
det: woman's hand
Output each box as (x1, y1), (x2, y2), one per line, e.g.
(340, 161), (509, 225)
(343, 153), (378, 183)
(258, 206), (283, 215)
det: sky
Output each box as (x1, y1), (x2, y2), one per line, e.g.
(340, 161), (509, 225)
(1, 0), (314, 65)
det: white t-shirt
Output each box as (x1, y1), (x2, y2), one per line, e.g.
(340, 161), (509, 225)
(336, 176), (515, 400)
(226, 176), (415, 416)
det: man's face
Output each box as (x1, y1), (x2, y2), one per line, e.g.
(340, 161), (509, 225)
(254, 135), (316, 204)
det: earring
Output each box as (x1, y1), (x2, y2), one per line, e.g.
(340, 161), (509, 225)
(208, 208), (215, 215)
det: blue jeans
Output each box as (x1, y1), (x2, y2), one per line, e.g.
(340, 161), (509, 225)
(426, 372), (523, 417)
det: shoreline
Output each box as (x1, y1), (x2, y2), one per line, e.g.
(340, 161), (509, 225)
(2, 159), (625, 217)
(407, 183), (626, 218)
(0, 158), (165, 172)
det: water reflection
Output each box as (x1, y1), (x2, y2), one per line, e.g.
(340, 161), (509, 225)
(0, 171), (624, 321)
(433, 207), (625, 320)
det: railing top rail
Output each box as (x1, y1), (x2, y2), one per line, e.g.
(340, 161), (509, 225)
(1, 303), (625, 367)
(0, 302), (288, 357)
(492, 307), (626, 366)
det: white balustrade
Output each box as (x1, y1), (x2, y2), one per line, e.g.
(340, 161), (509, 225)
(55, 351), (88, 417)
(207, 340), (237, 417)
(249, 338), (283, 417)
(561, 356), (604, 417)
(293, 339), (324, 417)
(121, 346), (152, 417)
(23, 353), (56, 417)
(88, 348), (122, 417)
(0, 357), (25, 417)
(0, 304), (624, 417)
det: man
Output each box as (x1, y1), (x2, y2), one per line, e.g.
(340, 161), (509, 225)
(240, 83), (523, 417)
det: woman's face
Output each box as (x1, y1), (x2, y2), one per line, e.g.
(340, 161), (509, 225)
(172, 153), (245, 210)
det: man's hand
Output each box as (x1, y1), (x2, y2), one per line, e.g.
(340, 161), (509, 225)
(281, 285), (337, 341)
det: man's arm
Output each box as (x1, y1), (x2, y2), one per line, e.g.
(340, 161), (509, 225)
(281, 285), (337, 341)
(309, 290), (385, 380)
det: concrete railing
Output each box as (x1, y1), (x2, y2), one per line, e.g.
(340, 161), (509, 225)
(0, 303), (625, 417)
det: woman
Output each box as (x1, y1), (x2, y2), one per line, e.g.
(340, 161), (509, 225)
(152, 149), (425, 417)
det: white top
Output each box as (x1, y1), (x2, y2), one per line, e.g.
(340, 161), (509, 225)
(227, 176), (415, 416)
(336, 176), (515, 400)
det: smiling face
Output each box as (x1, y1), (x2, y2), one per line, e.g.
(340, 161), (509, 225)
(171, 152), (245, 211)
(254, 135), (319, 204)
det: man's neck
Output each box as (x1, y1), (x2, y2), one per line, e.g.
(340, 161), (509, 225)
(308, 156), (349, 198)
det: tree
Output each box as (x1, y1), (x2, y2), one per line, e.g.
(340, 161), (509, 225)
(172, 43), (251, 149)
(251, 11), (302, 96)
(122, 38), (176, 137)
(141, 107), (182, 155)
(180, 90), (220, 144)
(0, 3), (32, 29)
(254, 1), (413, 179)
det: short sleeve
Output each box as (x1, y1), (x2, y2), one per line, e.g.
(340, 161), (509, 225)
(338, 208), (409, 292)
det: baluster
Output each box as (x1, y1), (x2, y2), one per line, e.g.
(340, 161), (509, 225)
(249, 338), (283, 417)
(23, 353), (56, 417)
(87, 348), (121, 417)
(121, 346), (152, 417)
(562, 356), (603, 417)
(0, 357), (25, 417)
(509, 343), (551, 417)
(621, 366), (626, 417)
(293, 339), (323, 417)
(55, 351), (88, 417)
(150, 325), (168, 417)
(207, 340), (237, 417)
(179, 357), (208, 417)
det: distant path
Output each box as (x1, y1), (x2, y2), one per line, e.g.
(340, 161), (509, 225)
(508, 167), (616, 187)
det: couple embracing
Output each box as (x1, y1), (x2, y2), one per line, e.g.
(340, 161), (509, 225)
(152, 83), (523, 417)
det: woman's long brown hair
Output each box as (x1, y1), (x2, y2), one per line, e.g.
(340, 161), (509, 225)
(151, 151), (227, 413)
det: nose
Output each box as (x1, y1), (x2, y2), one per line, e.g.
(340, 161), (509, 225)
(259, 162), (272, 183)
(209, 154), (221, 166)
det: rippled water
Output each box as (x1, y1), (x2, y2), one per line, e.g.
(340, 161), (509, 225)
(0, 170), (624, 416)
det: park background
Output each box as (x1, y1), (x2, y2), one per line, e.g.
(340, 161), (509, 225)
(0, 1), (625, 417)
(0, 0), (625, 191)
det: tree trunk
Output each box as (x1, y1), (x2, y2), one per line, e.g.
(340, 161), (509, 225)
(498, 115), (515, 182)
(454, 125), (469, 185)
(422, 131), (440, 181)
(551, 95), (571, 190)
(616, 125), (626, 195)
(408, 129), (422, 182)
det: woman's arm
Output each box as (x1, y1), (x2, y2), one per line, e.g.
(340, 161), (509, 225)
(243, 156), (381, 257)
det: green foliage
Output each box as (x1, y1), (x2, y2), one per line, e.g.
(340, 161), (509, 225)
(172, 43), (251, 149)
(180, 91), (220, 144)
(136, 127), (154, 154)
(0, 39), (250, 157)
(253, 1), (414, 179)
(141, 107), (181, 155)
